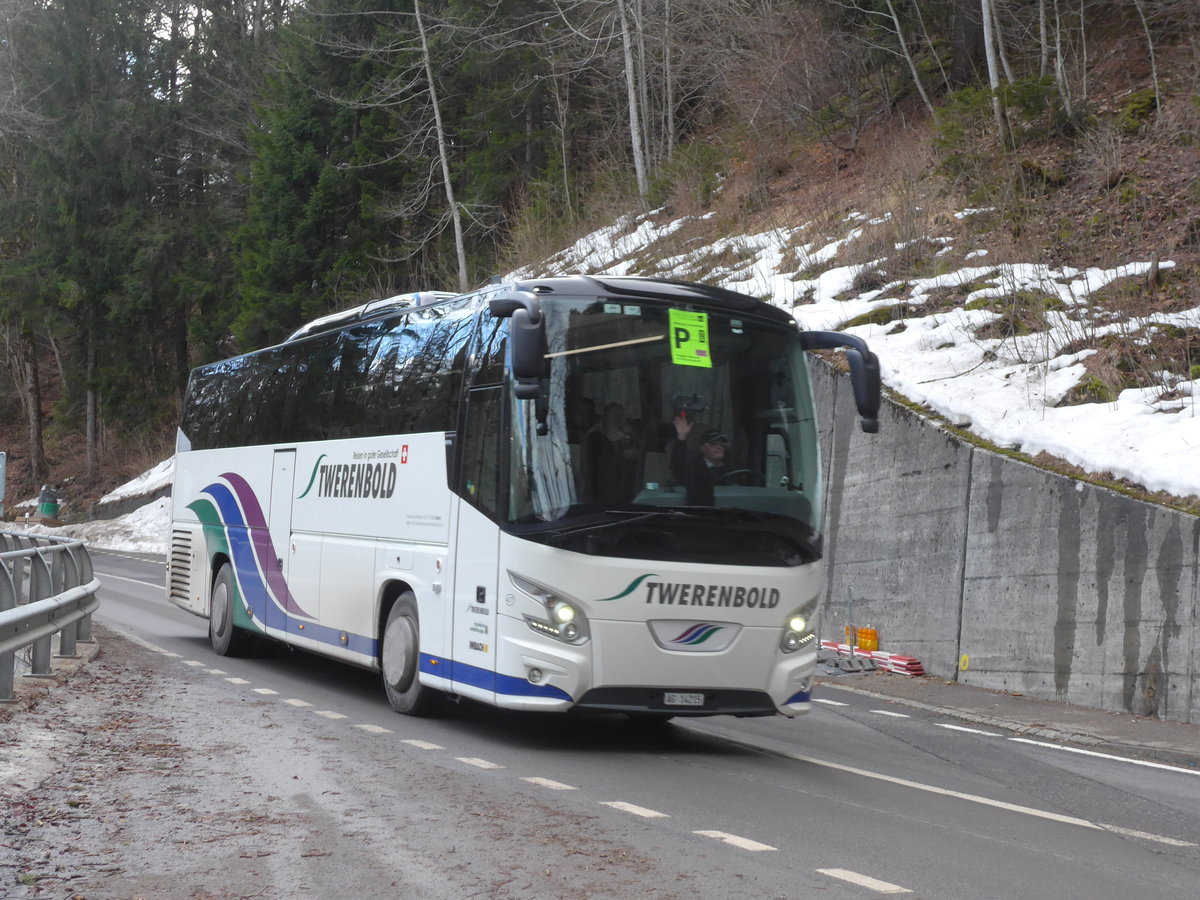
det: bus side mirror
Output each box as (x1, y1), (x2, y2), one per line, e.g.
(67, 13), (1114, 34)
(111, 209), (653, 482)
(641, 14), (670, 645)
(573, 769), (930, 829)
(801, 330), (881, 433)
(490, 291), (545, 400)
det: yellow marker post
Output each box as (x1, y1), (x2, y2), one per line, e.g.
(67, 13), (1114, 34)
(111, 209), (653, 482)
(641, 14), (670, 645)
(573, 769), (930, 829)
(668, 309), (712, 368)
(959, 654), (970, 671)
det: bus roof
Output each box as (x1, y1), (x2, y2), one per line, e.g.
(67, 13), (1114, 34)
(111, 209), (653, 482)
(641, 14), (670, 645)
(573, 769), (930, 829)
(504, 275), (796, 328)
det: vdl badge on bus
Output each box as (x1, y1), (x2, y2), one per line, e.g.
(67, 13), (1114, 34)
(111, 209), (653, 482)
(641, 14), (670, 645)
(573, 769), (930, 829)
(167, 275), (880, 720)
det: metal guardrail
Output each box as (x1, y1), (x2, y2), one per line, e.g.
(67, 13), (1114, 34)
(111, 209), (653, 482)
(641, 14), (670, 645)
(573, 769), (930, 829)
(0, 530), (101, 702)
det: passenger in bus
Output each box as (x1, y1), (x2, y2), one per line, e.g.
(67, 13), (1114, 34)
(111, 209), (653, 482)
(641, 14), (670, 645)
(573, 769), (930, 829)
(586, 402), (641, 504)
(669, 417), (730, 506)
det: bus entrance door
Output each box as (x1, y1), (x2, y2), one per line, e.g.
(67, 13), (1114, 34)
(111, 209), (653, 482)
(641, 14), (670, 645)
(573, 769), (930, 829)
(266, 449), (296, 635)
(451, 505), (499, 704)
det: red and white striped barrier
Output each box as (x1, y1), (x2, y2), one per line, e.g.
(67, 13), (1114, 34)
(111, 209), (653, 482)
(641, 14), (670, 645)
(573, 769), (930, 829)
(820, 640), (926, 677)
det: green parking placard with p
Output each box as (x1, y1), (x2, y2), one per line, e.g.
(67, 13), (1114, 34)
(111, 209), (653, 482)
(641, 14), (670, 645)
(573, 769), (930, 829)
(668, 309), (712, 368)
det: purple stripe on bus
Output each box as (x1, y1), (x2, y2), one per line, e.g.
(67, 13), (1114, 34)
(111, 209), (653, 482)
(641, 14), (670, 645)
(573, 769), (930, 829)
(221, 471), (312, 619)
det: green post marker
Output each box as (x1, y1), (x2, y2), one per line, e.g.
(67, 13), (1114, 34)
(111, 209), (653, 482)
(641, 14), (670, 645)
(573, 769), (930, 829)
(668, 309), (712, 368)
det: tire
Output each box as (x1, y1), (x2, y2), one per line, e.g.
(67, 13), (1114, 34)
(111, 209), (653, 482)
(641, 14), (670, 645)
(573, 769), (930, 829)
(209, 563), (252, 657)
(381, 592), (439, 716)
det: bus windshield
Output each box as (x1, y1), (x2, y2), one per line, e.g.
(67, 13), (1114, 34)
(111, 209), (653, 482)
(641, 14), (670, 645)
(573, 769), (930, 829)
(505, 295), (823, 567)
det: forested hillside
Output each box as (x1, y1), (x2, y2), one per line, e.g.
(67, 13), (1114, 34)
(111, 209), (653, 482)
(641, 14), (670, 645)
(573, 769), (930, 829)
(0, 0), (1196, 512)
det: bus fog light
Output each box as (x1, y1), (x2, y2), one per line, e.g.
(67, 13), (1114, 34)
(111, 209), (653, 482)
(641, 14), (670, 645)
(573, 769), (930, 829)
(561, 622), (579, 640)
(528, 667), (543, 684)
(783, 632), (802, 651)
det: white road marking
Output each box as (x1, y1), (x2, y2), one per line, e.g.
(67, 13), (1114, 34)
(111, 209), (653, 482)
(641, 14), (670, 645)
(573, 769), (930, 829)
(694, 830), (775, 851)
(182, 660), (205, 667)
(938, 723), (1001, 736)
(757, 746), (1197, 848)
(600, 801), (668, 819)
(871, 709), (911, 718)
(315, 710), (347, 720)
(354, 724), (392, 735)
(817, 868), (911, 893)
(522, 777), (577, 791)
(284, 699), (313, 708)
(161, 652), (181, 658)
(1009, 737), (1200, 777)
(402, 739), (444, 750)
(253, 688), (278, 695)
(224, 677), (250, 685)
(93, 571), (160, 588)
(813, 698), (848, 707)
(203, 668), (226, 675)
(117, 633), (169, 654)
(457, 757), (503, 770)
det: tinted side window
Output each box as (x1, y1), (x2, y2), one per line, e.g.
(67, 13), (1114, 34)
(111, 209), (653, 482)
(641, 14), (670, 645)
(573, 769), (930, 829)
(285, 332), (342, 442)
(459, 386), (502, 518)
(238, 348), (292, 446)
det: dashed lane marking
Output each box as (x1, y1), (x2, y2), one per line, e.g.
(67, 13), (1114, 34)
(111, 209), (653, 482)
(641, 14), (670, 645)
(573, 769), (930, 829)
(253, 688), (278, 695)
(203, 668), (226, 675)
(813, 698), (848, 707)
(402, 739), (444, 750)
(354, 724), (392, 735)
(183, 660), (205, 667)
(118, 633), (168, 654)
(458, 757), (503, 770)
(522, 777), (577, 791)
(817, 869), (911, 894)
(601, 801), (668, 819)
(870, 709), (911, 718)
(315, 710), (347, 720)
(225, 677), (250, 685)
(284, 698), (313, 708)
(694, 831), (776, 852)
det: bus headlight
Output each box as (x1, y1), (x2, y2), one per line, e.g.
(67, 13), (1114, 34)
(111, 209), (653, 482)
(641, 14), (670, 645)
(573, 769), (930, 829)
(510, 571), (590, 645)
(781, 602), (818, 654)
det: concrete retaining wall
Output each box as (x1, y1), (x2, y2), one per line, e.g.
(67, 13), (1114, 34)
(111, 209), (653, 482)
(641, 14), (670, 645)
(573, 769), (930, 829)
(812, 361), (1200, 724)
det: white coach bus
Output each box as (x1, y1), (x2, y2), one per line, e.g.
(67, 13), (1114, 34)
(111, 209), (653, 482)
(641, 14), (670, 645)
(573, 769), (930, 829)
(167, 276), (880, 718)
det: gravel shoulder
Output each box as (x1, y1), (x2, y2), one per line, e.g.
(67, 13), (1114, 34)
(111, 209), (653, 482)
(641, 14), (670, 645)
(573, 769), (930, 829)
(1, 628), (701, 900)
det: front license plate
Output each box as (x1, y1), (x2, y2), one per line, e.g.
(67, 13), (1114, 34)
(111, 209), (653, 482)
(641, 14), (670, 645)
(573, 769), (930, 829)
(664, 692), (705, 707)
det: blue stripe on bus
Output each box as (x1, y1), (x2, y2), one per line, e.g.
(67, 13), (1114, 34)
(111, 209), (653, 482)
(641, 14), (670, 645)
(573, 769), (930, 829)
(285, 617), (378, 657)
(420, 654), (572, 702)
(785, 690), (811, 704)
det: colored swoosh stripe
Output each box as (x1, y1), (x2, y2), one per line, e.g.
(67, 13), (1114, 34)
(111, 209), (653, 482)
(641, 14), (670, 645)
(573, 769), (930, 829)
(297, 454), (327, 499)
(595, 573), (659, 602)
(221, 472), (312, 619)
(202, 478), (312, 620)
(187, 498), (263, 635)
(672, 624), (722, 645)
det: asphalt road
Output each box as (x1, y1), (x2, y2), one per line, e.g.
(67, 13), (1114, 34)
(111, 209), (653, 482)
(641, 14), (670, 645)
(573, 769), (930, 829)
(6, 548), (1198, 899)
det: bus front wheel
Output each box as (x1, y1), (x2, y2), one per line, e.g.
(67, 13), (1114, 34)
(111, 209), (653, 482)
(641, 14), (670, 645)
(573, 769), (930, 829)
(381, 593), (439, 716)
(209, 563), (252, 657)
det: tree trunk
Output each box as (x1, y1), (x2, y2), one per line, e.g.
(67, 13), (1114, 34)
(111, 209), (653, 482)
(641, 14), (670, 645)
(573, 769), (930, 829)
(884, 0), (935, 117)
(414, 0), (468, 290)
(980, 0), (1008, 143)
(951, 0), (985, 86)
(617, 0), (649, 203)
(22, 323), (46, 484)
(86, 337), (98, 485)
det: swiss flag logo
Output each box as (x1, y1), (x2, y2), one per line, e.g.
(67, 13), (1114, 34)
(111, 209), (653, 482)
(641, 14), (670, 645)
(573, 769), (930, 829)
(401, 445), (409, 464)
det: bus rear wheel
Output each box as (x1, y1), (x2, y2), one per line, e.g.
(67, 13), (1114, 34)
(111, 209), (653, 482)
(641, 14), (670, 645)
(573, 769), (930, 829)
(209, 563), (252, 657)
(381, 593), (439, 716)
